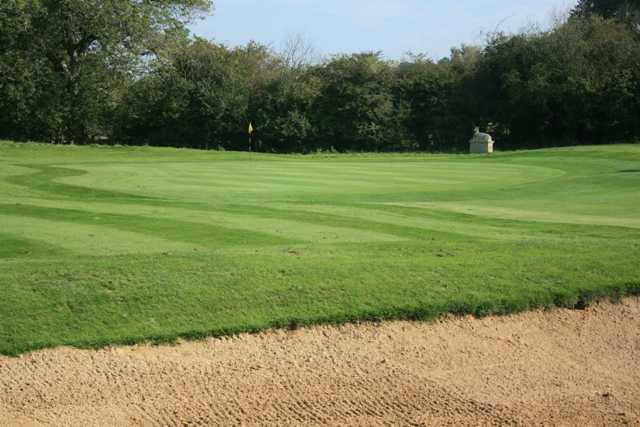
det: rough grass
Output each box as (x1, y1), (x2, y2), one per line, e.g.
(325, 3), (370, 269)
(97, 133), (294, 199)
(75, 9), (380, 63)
(0, 141), (639, 356)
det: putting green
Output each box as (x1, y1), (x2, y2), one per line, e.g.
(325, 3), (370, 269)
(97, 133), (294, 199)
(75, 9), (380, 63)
(0, 141), (639, 355)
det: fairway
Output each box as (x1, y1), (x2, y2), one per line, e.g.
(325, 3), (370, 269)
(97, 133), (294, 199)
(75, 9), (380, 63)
(1, 141), (639, 355)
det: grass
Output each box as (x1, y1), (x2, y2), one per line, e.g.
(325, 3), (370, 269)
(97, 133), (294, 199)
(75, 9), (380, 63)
(0, 141), (639, 356)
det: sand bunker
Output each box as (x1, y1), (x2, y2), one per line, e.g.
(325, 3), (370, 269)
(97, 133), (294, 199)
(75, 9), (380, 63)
(1, 298), (639, 426)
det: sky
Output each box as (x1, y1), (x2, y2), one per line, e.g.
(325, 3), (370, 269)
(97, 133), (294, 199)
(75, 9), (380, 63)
(189, 0), (577, 61)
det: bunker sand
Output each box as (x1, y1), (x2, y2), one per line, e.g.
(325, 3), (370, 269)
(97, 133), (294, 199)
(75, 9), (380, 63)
(1, 298), (639, 426)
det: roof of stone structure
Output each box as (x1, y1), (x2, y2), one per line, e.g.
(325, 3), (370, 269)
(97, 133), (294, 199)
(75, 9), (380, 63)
(470, 132), (493, 144)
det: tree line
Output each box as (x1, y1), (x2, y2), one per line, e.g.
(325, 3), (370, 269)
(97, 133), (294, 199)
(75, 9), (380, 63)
(1, 0), (639, 152)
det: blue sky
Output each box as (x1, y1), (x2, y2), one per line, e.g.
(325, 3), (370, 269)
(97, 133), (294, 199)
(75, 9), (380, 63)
(189, 0), (577, 60)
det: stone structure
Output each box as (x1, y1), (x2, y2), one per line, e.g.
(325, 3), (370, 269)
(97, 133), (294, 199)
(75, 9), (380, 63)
(469, 127), (494, 154)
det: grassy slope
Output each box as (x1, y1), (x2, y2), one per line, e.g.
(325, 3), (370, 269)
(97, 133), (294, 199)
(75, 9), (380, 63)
(0, 141), (639, 355)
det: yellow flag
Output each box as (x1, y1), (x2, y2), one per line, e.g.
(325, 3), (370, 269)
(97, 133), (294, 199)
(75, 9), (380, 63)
(248, 122), (254, 135)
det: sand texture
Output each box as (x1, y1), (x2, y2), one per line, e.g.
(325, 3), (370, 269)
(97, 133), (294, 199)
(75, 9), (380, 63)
(1, 298), (639, 426)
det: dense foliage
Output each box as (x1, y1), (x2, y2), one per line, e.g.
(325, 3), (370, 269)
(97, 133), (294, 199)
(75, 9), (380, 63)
(572, 0), (640, 24)
(1, 1), (639, 151)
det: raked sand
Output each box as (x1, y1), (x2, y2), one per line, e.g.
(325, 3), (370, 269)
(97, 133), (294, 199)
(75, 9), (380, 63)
(1, 298), (639, 426)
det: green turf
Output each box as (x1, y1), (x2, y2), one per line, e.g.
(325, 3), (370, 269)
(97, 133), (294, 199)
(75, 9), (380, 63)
(1, 141), (639, 355)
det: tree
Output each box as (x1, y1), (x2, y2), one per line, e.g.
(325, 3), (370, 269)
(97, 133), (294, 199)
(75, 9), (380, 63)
(474, 17), (640, 148)
(395, 58), (456, 151)
(572, 0), (640, 27)
(279, 34), (321, 71)
(3, 0), (640, 153)
(0, 0), (212, 143)
(249, 69), (321, 153)
(313, 53), (402, 152)
(0, 1), (58, 140)
(115, 39), (280, 150)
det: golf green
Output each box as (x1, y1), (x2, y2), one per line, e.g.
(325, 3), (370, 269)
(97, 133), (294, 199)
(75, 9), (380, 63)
(1, 141), (639, 355)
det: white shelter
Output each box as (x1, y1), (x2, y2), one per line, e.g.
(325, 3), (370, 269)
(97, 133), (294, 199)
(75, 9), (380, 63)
(469, 128), (494, 154)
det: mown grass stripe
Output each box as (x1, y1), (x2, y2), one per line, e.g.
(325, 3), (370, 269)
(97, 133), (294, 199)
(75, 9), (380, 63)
(0, 141), (638, 356)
